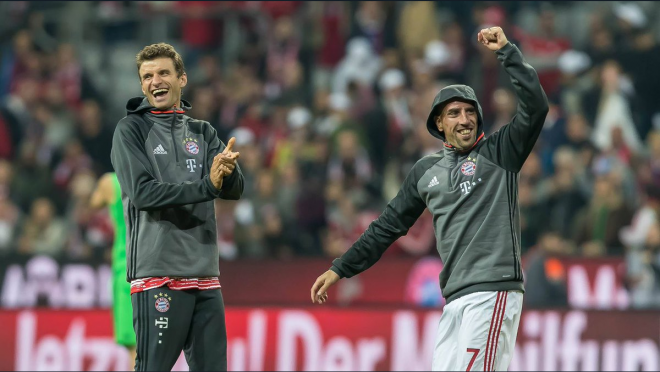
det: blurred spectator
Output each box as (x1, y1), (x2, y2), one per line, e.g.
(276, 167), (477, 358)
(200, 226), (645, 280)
(16, 197), (67, 256)
(324, 193), (379, 257)
(0, 159), (20, 253)
(228, 127), (260, 199)
(487, 87), (516, 134)
(535, 147), (588, 238)
(437, 21), (469, 82)
(52, 139), (93, 193)
(641, 130), (660, 187)
(349, 1), (397, 54)
(310, 1), (350, 90)
(65, 169), (113, 261)
(573, 170), (635, 256)
(523, 231), (572, 308)
(52, 43), (83, 111)
(216, 199), (238, 261)
(275, 60), (307, 106)
(270, 105), (314, 175)
(519, 176), (544, 254)
(10, 141), (54, 213)
(537, 101), (567, 172)
(362, 69), (411, 175)
(623, 184), (660, 308)
(0, 196), (21, 254)
(36, 103), (74, 156)
(611, 3), (660, 142)
(397, 1), (441, 60)
(76, 99), (114, 174)
(97, 2), (139, 45)
(0, 159), (11, 199)
(563, 113), (597, 169)
(263, 16), (302, 99)
(327, 129), (373, 192)
(235, 170), (292, 259)
(621, 184), (660, 251)
(2, 77), (40, 145)
(518, 3), (571, 99)
(556, 49), (593, 115)
(332, 37), (382, 95)
(584, 12), (614, 66)
(0, 30), (34, 96)
(176, 1), (221, 68)
(585, 60), (643, 155)
(0, 114), (12, 159)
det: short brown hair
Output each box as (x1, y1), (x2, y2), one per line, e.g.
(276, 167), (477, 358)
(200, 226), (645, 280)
(136, 43), (185, 79)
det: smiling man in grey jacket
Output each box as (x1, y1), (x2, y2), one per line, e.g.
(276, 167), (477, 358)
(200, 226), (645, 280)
(111, 43), (243, 371)
(311, 27), (549, 371)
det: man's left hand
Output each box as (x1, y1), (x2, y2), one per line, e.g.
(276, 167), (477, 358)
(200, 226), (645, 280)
(213, 137), (240, 177)
(478, 26), (508, 51)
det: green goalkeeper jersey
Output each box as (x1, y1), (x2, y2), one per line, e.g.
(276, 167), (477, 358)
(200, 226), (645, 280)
(108, 173), (127, 279)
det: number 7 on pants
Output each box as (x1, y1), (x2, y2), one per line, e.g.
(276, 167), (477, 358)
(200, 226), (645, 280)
(466, 348), (480, 371)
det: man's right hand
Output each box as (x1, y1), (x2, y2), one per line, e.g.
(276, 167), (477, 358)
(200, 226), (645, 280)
(310, 270), (340, 304)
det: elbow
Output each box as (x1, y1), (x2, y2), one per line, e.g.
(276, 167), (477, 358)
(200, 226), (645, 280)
(130, 185), (159, 211)
(532, 94), (549, 122)
(131, 195), (155, 211)
(540, 98), (550, 116)
(537, 87), (550, 115)
(220, 175), (244, 200)
(220, 186), (243, 200)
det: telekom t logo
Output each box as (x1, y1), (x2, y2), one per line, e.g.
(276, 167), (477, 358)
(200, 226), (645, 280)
(460, 181), (472, 195)
(186, 159), (197, 173)
(155, 317), (168, 329)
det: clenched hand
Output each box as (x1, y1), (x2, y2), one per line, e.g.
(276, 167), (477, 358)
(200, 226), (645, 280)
(477, 26), (509, 51)
(310, 270), (340, 304)
(211, 137), (240, 190)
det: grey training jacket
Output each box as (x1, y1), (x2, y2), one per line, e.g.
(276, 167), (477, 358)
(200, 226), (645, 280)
(330, 42), (549, 304)
(110, 97), (244, 282)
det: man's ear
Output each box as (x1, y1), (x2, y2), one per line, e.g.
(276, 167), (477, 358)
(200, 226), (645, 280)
(435, 115), (444, 132)
(180, 72), (188, 89)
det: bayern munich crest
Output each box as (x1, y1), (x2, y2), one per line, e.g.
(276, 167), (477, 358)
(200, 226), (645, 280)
(185, 141), (199, 155)
(461, 161), (476, 176)
(154, 293), (172, 313)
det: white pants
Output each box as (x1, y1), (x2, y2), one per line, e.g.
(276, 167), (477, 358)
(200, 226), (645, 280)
(432, 291), (523, 371)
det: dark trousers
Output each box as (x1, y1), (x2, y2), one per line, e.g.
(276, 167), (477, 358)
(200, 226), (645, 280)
(132, 287), (227, 371)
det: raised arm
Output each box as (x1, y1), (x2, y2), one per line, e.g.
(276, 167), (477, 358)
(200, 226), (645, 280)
(479, 27), (550, 172)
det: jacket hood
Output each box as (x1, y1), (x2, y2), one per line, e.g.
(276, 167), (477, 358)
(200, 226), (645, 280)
(126, 96), (192, 115)
(426, 84), (484, 142)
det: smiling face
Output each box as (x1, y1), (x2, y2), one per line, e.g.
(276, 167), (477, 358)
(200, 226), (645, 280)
(435, 100), (478, 151)
(139, 57), (187, 110)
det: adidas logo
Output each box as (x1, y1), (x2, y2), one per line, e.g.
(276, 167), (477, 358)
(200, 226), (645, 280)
(428, 176), (439, 188)
(153, 144), (167, 155)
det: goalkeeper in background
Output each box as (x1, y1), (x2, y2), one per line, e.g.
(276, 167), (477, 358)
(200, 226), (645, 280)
(90, 172), (136, 370)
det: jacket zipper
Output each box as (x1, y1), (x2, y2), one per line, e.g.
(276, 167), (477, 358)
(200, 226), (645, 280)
(171, 110), (180, 163)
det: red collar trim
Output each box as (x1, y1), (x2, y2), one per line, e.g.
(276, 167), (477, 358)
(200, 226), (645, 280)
(150, 110), (184, 114)
(443, 132), (485, 150)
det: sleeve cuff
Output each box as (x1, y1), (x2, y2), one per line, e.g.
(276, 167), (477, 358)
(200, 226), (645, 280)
(495, 41), (515, 56)
(204, 176), (222, 198)
(329, 265), (345, 279)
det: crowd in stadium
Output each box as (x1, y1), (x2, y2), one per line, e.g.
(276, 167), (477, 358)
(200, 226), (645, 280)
(0, 1), (659, 307)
